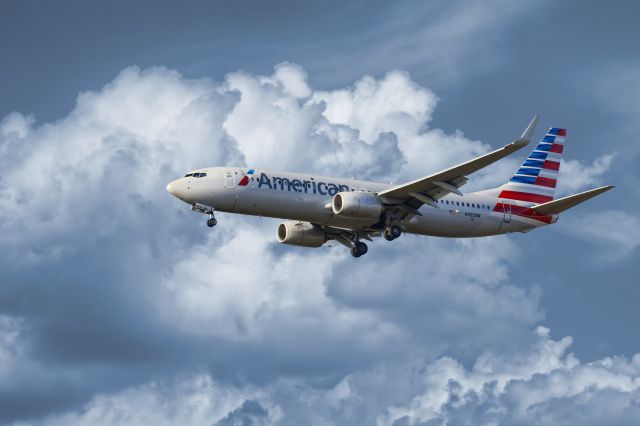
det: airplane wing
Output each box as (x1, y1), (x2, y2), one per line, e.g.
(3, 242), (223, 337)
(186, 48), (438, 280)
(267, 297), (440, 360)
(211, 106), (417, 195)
(377, 115), (539, 209)
(531, 185), (614, 215)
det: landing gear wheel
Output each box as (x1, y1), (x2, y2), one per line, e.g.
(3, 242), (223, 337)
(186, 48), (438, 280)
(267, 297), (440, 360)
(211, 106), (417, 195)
(351, 241), (368, 257)
(384, 225), (402, 241)
(206, 217), (217, 227)
(356, 241), (368, 256)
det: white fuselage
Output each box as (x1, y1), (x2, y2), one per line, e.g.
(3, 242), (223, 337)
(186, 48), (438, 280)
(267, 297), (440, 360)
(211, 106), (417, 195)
(167, 167), (555, 237)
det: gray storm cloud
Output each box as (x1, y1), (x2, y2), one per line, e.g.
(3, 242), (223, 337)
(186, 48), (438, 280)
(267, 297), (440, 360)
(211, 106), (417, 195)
(0, 64), (630, 425)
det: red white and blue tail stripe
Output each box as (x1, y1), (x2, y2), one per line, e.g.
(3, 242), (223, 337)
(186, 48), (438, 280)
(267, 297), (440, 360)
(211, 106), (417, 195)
(498, 127), (566, 204)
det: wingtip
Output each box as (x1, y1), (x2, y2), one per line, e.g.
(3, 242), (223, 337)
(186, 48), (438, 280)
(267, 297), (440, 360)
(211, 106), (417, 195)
(520, 114), (539, 143)
(590, 185), (615, 195)
(512, 114), (539, 148)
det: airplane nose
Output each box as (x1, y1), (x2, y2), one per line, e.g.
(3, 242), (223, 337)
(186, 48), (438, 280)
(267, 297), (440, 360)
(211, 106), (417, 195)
(166, 179), (186, 201)
(166, 181), (176, 195)
(166, 177), (197, 204)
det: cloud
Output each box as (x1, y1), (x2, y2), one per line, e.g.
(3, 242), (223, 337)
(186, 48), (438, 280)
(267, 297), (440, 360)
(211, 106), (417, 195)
(0, 63), (619, 425)
(558, 210), (640, 261)
(29, 374), (280, 426)
(307, 0), (551, 86)
(557, 153), (616, 196)
(379, 327), (640, 425)
(27, 327), (640, 426)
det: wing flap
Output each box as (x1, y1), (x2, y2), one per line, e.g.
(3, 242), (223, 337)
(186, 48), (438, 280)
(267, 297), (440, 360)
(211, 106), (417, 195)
(531, 185), (614, 215)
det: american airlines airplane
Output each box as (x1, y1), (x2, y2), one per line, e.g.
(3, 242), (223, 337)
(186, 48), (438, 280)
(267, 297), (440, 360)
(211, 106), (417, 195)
(166, 116), (613, 257)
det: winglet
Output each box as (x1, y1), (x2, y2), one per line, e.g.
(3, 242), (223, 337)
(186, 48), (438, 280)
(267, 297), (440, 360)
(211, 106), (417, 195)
(514, 114), (539, 147)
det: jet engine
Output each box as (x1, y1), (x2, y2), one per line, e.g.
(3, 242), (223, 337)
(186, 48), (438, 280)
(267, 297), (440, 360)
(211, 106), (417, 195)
(277, 221), (327, 248)
(332, 191), (383, 218)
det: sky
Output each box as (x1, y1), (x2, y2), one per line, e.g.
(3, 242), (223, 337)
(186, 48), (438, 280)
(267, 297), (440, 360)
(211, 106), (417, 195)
(1, 0), (639, 424)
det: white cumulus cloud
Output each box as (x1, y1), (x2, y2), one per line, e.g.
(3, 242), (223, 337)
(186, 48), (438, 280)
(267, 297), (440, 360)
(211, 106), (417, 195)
(0, 63), (623, 425)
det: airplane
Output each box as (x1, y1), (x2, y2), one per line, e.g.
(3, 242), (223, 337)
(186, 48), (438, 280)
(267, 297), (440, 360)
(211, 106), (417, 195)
(166, 116), (614, 257)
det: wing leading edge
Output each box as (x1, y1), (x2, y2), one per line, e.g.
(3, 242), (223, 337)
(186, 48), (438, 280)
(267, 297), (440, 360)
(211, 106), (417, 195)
(377, 115), (540, 207)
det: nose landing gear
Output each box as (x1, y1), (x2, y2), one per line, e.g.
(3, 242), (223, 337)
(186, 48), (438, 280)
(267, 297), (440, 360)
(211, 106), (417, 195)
(192, 204), (217, 228)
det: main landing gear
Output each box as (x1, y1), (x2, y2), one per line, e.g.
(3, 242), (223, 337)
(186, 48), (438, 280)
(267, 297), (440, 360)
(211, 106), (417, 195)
(337, 232), (369, 258)
(191, 204), (217, 227)
(350, 241), (368, 258)
(383, 225), (402, 241)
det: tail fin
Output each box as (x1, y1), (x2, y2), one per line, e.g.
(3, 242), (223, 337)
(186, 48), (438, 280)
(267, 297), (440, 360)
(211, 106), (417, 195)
(497, 127), (566, 204)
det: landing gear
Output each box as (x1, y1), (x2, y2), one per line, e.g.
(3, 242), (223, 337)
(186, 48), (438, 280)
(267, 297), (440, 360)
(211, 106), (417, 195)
(206, 209), (217, 227)
(333, 231), (370, 257)
(350, 241), (368, 258)
(191, 203), (217, 228)
(383, 225), (402, 241)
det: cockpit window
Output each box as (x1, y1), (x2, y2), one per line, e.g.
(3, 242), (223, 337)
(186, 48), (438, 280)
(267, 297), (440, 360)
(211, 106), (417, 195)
(184, 173), (193, 177)
(185, 172), (207, 178)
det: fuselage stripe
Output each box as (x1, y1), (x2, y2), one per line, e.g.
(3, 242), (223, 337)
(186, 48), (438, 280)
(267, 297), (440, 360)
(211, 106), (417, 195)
(497, 190), (553, 203)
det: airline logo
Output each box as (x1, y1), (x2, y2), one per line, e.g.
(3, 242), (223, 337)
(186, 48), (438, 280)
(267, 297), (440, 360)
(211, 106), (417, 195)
(493, 127), (566, 223)
(238, 169), (255, 186)
(499, 127), (566, 205)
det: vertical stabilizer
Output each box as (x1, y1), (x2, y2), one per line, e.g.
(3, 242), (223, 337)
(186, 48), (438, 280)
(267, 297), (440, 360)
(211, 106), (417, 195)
(497, 127), (566, 204)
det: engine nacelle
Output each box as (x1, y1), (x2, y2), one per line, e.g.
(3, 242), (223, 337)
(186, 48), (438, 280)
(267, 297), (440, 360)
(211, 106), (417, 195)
(332, 191), (383, 218)
(277, 221), (327, 248)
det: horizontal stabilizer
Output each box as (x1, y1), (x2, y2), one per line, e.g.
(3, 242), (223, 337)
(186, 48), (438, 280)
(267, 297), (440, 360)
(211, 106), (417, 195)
(531, 185), (614, 215)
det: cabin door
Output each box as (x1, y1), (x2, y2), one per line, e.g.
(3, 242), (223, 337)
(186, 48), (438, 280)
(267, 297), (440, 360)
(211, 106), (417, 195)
(501, 200), (512, 223)
(224, 169), (235, 189)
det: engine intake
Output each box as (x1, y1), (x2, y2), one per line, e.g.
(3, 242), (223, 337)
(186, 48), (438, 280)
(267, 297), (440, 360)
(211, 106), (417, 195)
(277, 221), (327, 248)
(332, 191), (383, 218)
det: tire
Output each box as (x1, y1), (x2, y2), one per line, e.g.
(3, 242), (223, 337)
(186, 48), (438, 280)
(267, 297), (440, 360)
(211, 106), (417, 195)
(356, 241), (368, 256)
(350, 246), (361, 257)
(207, 218), (217, 227)
(389, 225), (401, 239)
(383, 229), (394, 241)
